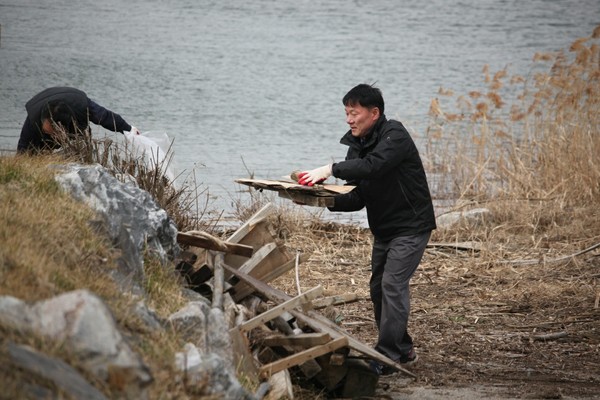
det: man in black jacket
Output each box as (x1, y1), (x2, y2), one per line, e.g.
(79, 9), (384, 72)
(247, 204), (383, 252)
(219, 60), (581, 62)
(298, 83), (436, 374)
(17, 87), (139, 154)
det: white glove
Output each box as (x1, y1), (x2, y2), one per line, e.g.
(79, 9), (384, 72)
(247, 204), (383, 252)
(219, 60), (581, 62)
(297, 164), (332, 186)
(129, 126), (141, 135)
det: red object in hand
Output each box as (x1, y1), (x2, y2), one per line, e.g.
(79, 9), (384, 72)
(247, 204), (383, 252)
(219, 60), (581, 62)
(297, 172), (324, 186)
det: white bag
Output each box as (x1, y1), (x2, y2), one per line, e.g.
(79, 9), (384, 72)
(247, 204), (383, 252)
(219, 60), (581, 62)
(124, 130), (176, 183)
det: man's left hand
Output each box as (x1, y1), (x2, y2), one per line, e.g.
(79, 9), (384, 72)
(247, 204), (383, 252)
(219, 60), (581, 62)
(297, 164), (332, 186)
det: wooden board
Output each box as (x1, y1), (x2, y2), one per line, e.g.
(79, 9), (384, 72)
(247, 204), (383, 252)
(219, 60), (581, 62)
(235, 178), (355, 197)
(259, 337), (349, 378)
(234, 286), (323, 333)
(278, 191), (334, 207)
(220, 261), (417, 379)
(177, 232), (254, 257)
(262, 333), (332, 348)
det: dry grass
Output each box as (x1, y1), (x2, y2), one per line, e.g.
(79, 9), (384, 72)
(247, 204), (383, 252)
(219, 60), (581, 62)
(246, 27), (600, 398)
(0, 155), (204, 399)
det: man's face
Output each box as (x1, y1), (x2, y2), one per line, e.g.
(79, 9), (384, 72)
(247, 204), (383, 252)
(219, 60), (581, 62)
(345, 103), (379, 138)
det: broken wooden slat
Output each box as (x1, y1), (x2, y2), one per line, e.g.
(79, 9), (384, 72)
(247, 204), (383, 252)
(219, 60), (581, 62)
(264, 369), (293, 400)
(262, 333), (332, 348)
(235, 286), (323, 333)
(220, 261), (417, 379)
(259, 337), (349, 379)
(177, 232), (254, 257)
(226, 203), (276, 244)
(312, 293), (360, 310)
(229, 326), (259, 384)
(235, 178), (355, 196)
(427, 241), (483, 251)
(278, 191), (334, 207)
(238, 243), (277, 275)
(225, 220), (292, 283)
(232, 252), (311, 301)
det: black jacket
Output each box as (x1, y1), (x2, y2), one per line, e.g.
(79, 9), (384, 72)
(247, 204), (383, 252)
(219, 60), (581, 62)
(330, 115), (436, 241)
(17, 87), (132, 153)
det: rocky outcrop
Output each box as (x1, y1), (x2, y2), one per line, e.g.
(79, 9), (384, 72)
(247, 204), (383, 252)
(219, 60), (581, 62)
(0, 290), (152, 398)
(0, 163), (255, 399)
(54, 163), (179, 291)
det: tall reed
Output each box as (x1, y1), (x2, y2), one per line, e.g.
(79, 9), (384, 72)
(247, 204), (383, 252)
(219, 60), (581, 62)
(425, 26), (600, 208)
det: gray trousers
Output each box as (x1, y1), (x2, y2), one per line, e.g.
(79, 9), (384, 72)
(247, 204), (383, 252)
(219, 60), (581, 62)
(370, 231), (431, 361)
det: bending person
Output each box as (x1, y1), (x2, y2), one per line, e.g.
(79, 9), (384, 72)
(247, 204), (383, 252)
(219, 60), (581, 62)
(17, 86), (139, 154)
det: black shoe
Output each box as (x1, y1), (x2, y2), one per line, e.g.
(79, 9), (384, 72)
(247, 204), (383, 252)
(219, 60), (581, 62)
(368, 360), (398, 376)
(368, 360), (384, 376)
(398, 348), (418, 366)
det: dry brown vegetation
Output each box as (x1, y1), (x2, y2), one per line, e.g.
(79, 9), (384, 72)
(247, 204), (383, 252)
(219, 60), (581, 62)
(1, 27), (598, 399)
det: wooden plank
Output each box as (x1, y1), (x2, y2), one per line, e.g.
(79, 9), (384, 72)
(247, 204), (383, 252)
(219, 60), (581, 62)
(229, 326), (259, 383)
(278, 191), (334, 207)
(177, 232), (253, 257)
(236, 178), (355, 196)
(262, 332), (332, 348)
(235, 286), (323, 333)
(312, 293), (360, 309)
(232, 252), (310, 301)
(225, 220), (292, 274)
(221, 261), (417, 379)
(427, 241), (484, 251)
(238, 243), (278, 274)
(227, 202), (276, 244)
(259, 337), (348, 378)
(264, 369), (293, 400)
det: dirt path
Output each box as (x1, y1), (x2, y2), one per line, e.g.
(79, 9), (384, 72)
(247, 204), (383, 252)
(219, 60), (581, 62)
(278, 219), (600, 399)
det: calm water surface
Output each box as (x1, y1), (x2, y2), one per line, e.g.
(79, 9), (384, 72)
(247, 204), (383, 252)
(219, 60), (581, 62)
(1, 0), (598, 220)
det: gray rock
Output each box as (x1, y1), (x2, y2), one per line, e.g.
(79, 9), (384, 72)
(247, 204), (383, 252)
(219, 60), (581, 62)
(132, 300), (164, 332)
(168, 301), (210, 351)
(0, 290), (152, 398)
(54, 163), (179, 290)
(174, 343), (256, 400)
(7, 342), (107, 400)
(0, 296), (33, 330)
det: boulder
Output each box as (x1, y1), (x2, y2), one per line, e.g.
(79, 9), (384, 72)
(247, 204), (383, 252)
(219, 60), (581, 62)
(0, 290), (152, 398)
(54, 163), (179, 290)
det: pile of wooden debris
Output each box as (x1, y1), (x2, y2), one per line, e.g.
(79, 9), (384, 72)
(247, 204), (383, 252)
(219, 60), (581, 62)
(174, 203), (413, 398)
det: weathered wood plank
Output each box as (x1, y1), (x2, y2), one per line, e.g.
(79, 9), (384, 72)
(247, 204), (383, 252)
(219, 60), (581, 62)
(278, 191), (334, 207)
(259, 337), (348, 379)
(236, 178), (355, 196)
(220, 261), (417, 379)
(226, 203), (276, 244)
(229, 326), (259, 384)
(312, 293), (360, 309)
(225, 220), (292, 279)
(177, 232), (254, 257)
(235, 286), (323, 333)
(262, 332), (332, 348)
(232, 252), (311, 301)
(237, 243), (277, 275)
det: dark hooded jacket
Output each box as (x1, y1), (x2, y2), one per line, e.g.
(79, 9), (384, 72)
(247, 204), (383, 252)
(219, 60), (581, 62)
(17, 87), (132, 153)
(330, 115), (436, 241)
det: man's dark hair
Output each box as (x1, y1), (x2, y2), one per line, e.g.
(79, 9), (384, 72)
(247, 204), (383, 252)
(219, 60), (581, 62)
(41, 101), (76, 133)
(342, 83), (385, 115)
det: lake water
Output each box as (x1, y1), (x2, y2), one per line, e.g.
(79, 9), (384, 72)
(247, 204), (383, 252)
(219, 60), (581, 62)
(1, 0), (598, 222)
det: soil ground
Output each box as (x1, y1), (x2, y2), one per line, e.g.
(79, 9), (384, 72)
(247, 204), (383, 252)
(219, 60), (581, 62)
(274, 219), (600, 399)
